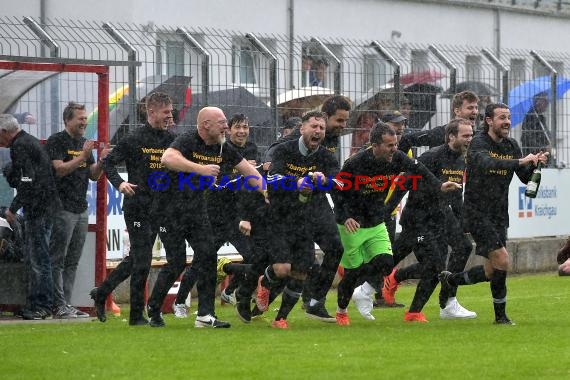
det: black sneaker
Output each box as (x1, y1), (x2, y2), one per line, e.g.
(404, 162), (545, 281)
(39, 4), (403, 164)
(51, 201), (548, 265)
(148, 306), (165, 328)
(234, 291), (251, 323)
(305, 301), (336, 323)
(23, 308), (52, 320)
(195, 314), (231, 328)
(251, 305), (264, 319)
(235, 302), (251, 323)
(89, 287), (107, 323)
(494, 316), (516, 325)
(128, 317), (149, 326)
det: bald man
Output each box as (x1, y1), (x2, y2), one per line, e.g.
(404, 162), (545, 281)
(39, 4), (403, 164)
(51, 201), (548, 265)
(146, 106), (265, 329)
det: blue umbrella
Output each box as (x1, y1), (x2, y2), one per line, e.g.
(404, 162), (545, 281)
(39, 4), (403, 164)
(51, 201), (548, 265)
(508, 75), (570, 126)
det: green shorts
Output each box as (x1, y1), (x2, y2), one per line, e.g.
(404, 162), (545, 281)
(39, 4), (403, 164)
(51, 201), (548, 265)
(337, 223), (392, 269)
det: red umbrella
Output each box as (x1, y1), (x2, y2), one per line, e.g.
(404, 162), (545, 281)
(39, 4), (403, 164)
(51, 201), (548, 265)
(390, 69), (445, 86)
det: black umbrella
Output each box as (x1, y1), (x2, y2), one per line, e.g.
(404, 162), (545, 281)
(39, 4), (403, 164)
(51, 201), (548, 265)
(441, 81), (497, 98)
(179, 87), (274, 150)
(103, 75), (192, 144)
(403, 83), (442, 130)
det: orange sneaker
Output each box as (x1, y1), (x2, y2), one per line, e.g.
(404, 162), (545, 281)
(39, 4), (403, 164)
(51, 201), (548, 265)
(404, 311), (429, 323)
(382, 269), (399, 305)
(256, 276), (270, 312)
(336, 312), (351, 326)
(271, 318), (289, 329)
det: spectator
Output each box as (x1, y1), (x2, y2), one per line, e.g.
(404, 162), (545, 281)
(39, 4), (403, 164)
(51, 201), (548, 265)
(281, 116), (302, 138)
(350, 111), (378, 155)
(46, 102), (108, 319)
(521, 91), (550, 156)
(0, 114), (62, 320)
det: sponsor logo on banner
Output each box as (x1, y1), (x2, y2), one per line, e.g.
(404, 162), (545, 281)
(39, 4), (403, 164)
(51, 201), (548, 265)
(517, 185), (557, 219)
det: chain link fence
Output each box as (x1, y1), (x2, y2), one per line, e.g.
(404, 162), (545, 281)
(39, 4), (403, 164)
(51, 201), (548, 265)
(1, 16), (569, 165)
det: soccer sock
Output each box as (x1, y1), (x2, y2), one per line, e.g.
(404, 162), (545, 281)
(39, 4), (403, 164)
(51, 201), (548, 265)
(490, 269), (508, 319)
(361, 254), (394, 291)
(276, 278), (303, 320)
(337, 267), (361, 310)
(261, 266), (277, 288)
(175, 267), (197, 305)
(395, 263), (421, 282)
(223, 263), (253, 275)
(269, 280), (287, 304)
(409, 271), (439, 313)
(302, 263), (321, 304)
(449, 265), (488, 286)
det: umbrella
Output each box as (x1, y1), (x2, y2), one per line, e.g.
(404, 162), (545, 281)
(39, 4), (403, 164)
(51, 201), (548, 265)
(508, 76), (570, 126)
(180, 86), (274, 150)
(349, 83), (441, 130)
(274, 86), (335, 122)
(85, 75), (192, 141)
(442, 81), (497, 98)
(390, 69), (445, 86)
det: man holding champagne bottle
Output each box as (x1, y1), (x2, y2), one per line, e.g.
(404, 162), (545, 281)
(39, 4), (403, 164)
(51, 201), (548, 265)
(440, 103), (548, 325)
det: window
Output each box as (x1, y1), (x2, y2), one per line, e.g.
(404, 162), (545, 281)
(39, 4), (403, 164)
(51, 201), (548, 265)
(156, 32), (196, 78)
(166, 40), (184, 77)
(510, 58), (526, 89)
(533, 60), (564, 78)
(465, 55), (482, 81)
(232, 39), (259, 85)
(363, 54), (387, 91)
(411, 50), (429, 73)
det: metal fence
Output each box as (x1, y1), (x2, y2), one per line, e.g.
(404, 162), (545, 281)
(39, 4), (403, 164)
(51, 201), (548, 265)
(1, 16), (569, 166)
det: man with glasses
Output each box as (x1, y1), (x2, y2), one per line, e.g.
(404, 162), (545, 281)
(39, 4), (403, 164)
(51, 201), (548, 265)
(171, 113), (258, 316)
(146, 106), (265, 328)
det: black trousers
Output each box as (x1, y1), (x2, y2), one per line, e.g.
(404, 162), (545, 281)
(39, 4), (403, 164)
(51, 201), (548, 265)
(304, 203), (344, 302)
(147, 207), (217, 317)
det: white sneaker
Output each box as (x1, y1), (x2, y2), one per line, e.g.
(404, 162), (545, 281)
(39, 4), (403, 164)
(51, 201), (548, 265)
(220, 289), (236, 305)
(195, 314), (231, 328)
(172, 303), (188, 318)
(440, 298), (477, 319)
(351, 285), (375, 320)
(67, 305), (90, 318)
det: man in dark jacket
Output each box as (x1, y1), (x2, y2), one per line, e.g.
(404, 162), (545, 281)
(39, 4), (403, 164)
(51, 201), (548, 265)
(440, 103), (548, 325)
(0, 114), (62, 320)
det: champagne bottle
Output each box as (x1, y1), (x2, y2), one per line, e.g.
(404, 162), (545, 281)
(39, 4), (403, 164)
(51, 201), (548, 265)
(298, 172), (314, 203)
(525, 162), (543, 198)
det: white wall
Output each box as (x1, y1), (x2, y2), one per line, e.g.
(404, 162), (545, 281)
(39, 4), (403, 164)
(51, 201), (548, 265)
(4, 0), (570, 54)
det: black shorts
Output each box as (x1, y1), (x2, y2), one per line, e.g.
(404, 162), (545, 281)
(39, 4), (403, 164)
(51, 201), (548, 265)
(270, 224), (314, 273)
(398, 223), (446, 269)
(467, 218), (507, 258)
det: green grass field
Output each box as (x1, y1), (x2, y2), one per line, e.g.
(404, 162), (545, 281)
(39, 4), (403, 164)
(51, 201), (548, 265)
(1, 272), (568, 380)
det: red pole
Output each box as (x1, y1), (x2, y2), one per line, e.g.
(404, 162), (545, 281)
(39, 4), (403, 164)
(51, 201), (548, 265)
(95, 69), (109, 286)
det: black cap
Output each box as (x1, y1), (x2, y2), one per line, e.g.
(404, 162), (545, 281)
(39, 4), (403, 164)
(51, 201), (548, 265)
(381, 111), (407, 123)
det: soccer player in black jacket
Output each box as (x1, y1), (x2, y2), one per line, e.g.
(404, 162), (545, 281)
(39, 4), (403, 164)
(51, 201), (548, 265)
(171, 113), (258, 315)
(256, 111), (340, 329)
(0, 114), (62, 320)
(383, 118), (475, 322)
(332, 122), (460, 324)
(263, 95), (351, 321)
(147, 106), (265, 329)
(89, 92), (179, 325)
(398, 91), (480, 153)
(440, 103), (548, 325)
